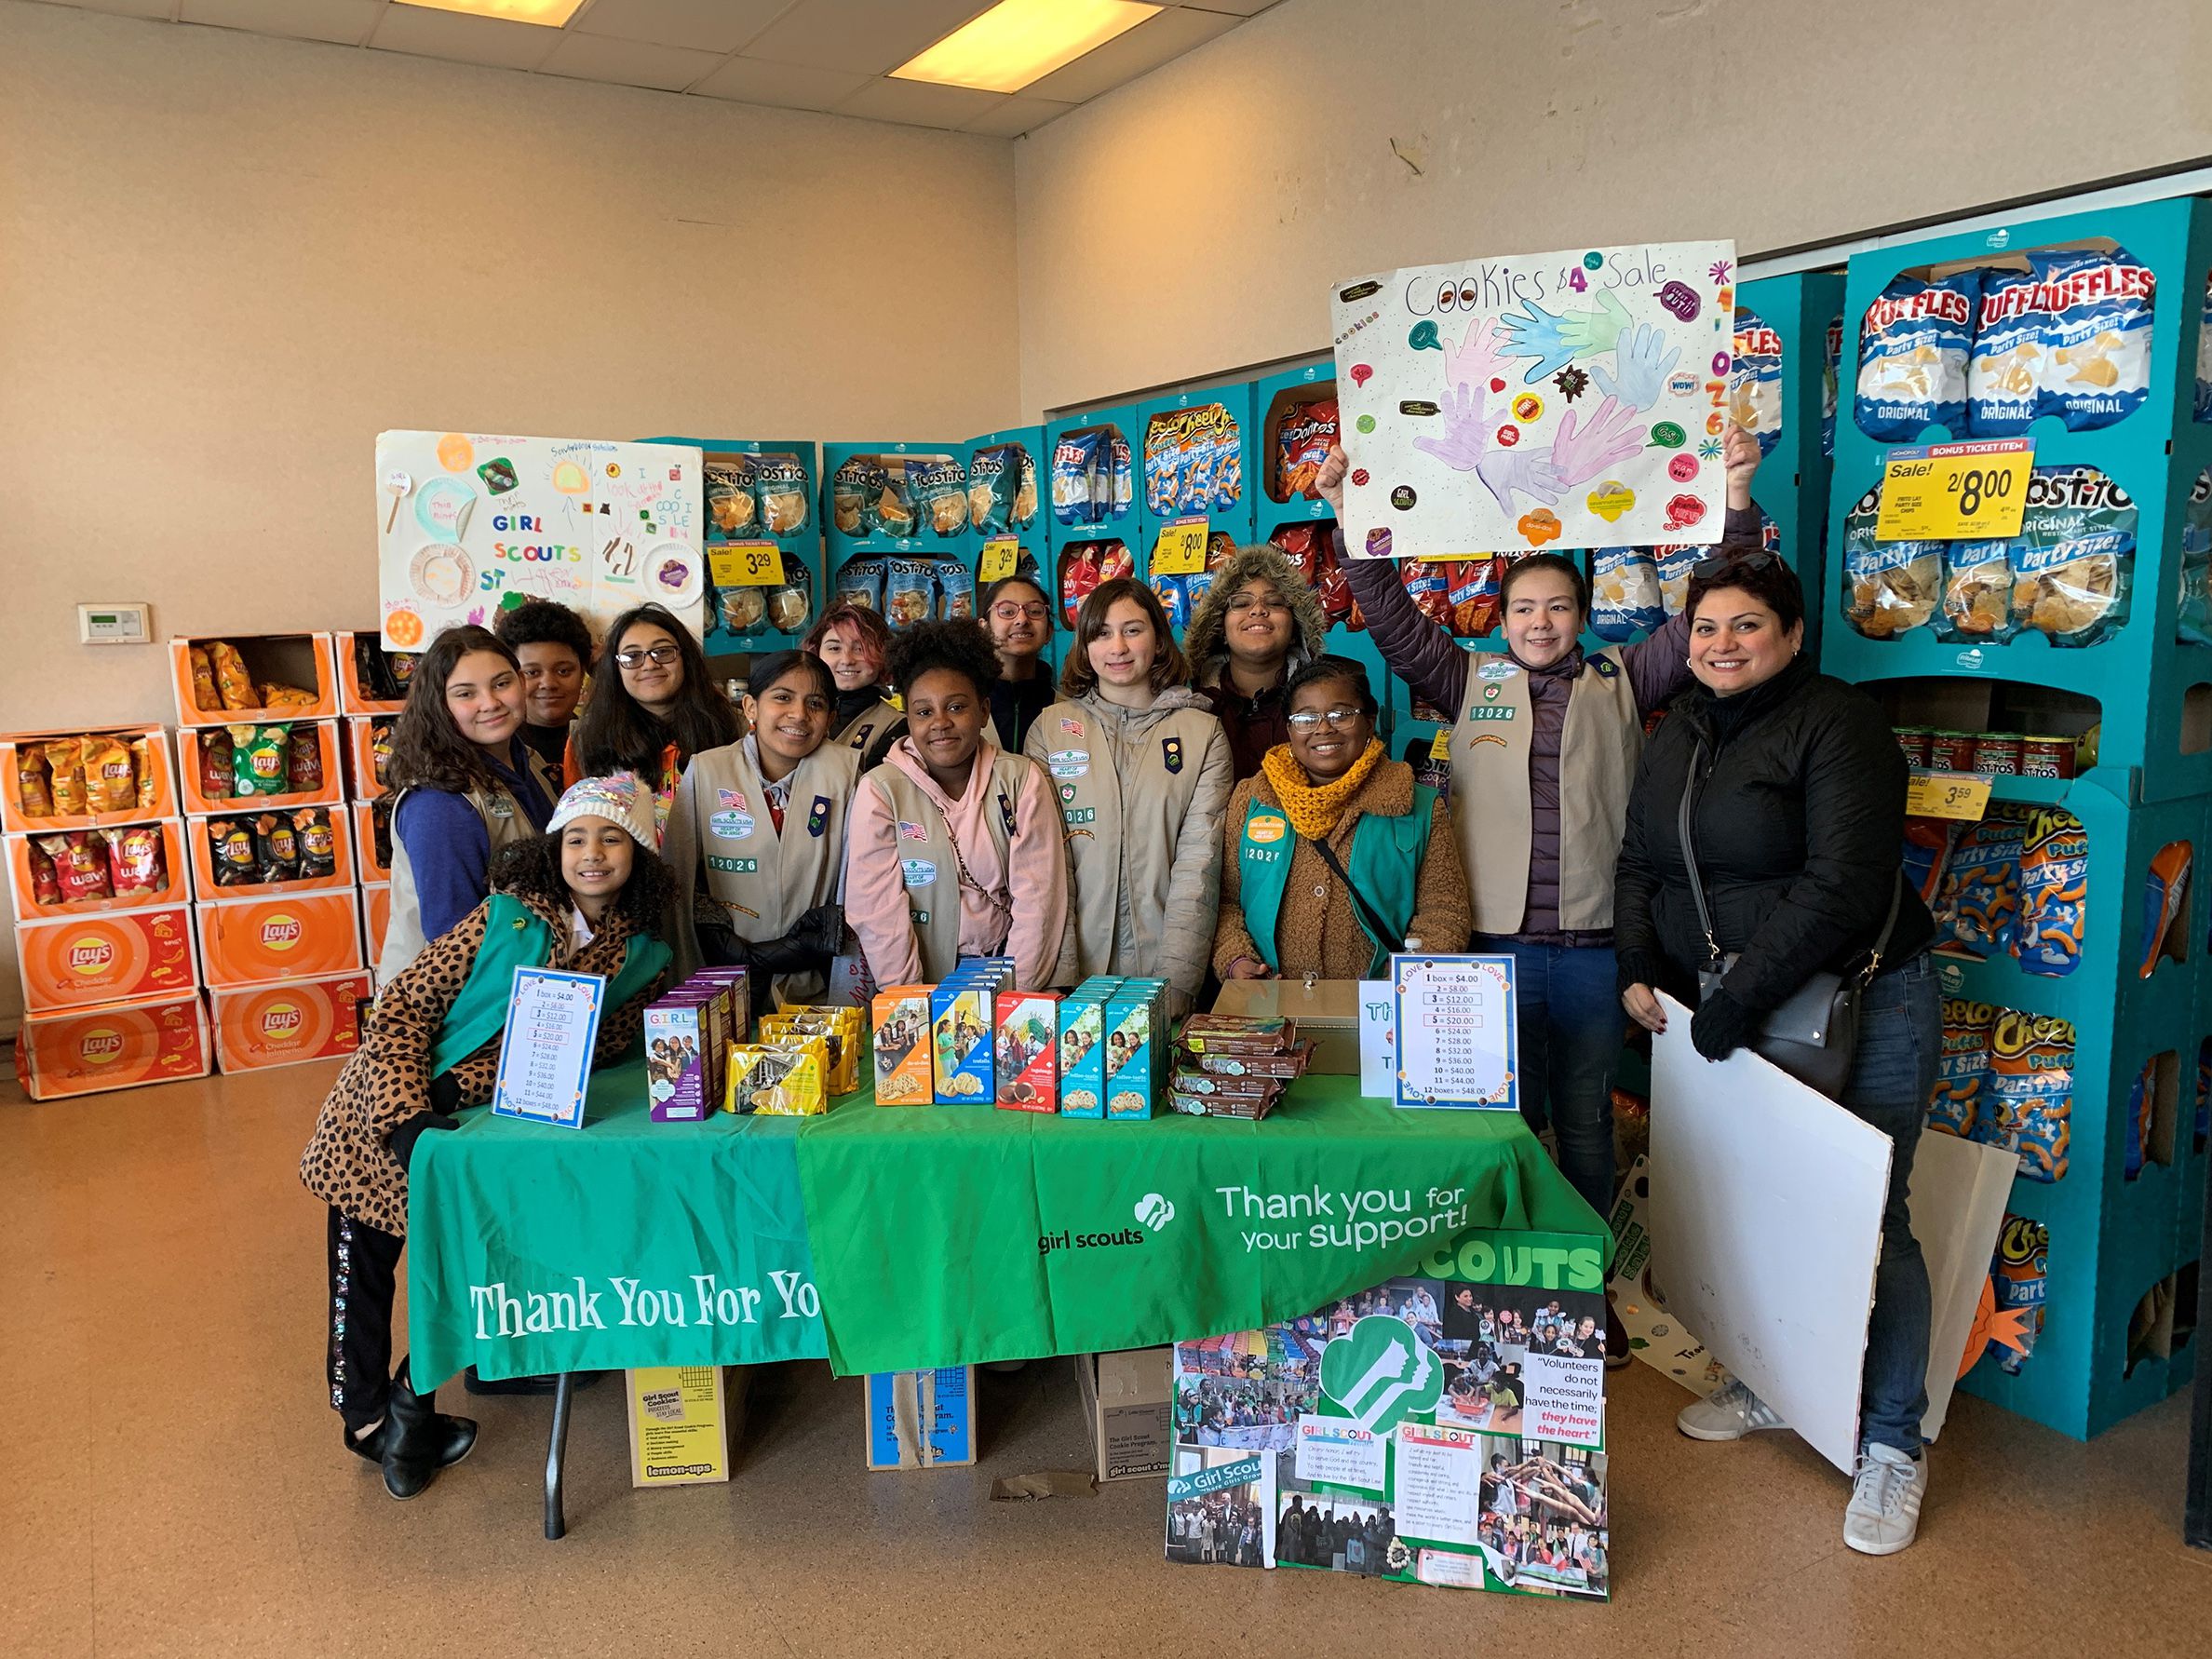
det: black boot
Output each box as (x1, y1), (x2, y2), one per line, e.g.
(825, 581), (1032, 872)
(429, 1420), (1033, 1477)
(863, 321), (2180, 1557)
(382, 1360), (450, 1500)
(346, 1409), (477, 1470)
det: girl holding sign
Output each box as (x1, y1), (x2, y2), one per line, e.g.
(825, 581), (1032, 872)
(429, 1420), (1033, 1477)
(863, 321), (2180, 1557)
(1317, 433), (1760, 1253)
(664, 650), (856, 1014)
(1025, 578), (1232, 1012)
(842, 619), (1069, 990)
(302, 773), (673, 1502)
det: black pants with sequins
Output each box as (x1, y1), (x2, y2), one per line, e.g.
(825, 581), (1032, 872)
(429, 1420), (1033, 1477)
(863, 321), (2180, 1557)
(326, 1207), (404, 1432)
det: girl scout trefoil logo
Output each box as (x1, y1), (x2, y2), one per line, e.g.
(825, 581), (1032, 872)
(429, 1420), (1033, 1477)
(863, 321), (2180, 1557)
(806, 794), (830, 837)
(1162, 735), (1184, 774)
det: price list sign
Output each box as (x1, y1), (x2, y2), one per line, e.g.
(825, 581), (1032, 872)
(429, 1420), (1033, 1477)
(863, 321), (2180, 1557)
(1392, 955), (1517, 1112)
(491, 966), (608, 1130)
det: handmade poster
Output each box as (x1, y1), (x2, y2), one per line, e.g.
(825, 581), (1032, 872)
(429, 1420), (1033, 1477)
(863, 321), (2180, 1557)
(375, 430), (706, 651)
(1169, 1252), (1609, 1598)
(1331, 241), (1736, 560)
(1392, 955), (1516, 1110)
(491, 966), (606, 1130)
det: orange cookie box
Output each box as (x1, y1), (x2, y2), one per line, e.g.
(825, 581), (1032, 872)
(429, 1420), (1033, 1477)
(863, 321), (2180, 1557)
(195, 892), (363, 990)
(14, 991), (212, 1101)
(16, 905), (199, 1015)
(209, 971), (371, 1073)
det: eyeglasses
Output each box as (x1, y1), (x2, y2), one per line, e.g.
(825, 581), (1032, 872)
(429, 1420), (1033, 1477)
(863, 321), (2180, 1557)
(1226, 594), (1291, 614)
(1691, 548), (1779, 581)
(614, 644), (681, 668)
(1286, 706), (1367, 731)
(991, 602), (1050, 622)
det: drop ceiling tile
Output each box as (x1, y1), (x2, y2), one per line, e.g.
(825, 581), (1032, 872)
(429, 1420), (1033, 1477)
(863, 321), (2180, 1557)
(55, 0), (174, 18)
(740, 0), (990, 76)
(180, 0), (381, 44)
(1020, 5), (1238, 103)
(538, 30), (721, 89)
(1171, 0), (1280, 16)
(959, 94), (1074, 138)
(571, 0), (789, 54)
(687, 53), (870, 111)
(832, 74), (998, 130)
(368, 5), (565, 73)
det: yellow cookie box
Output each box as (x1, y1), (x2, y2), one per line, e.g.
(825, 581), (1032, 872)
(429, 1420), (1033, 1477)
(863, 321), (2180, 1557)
(762, 1005), (863, 1096)
(722, 1038), (827, 1117)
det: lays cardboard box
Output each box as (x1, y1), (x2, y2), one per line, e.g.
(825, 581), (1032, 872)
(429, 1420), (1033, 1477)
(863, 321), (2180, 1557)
(17, 905), (198, 1014)
(14, 991), (212, 1100)
(196, 891), (362, 990)
(335, 629), (415, 716)
(354, 798), (392, 882)
(7, 819), (191, 923)
(177, 722), (344, 816)
(345, 716), (395, 803)
(1, 725), (177, 833)
(185, 807), (355, 900)
(209, 971), (371, 1073)
(169, 632), (339, 729)
(361, 882), (391, 965)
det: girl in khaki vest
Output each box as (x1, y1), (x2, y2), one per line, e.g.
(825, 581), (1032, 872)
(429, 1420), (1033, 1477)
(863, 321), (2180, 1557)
(664, 650), (854, 1016)
(804, 602), (906, 763)
(1026, 578), (1232, 1010)
(1320, 432), (1760, 1354)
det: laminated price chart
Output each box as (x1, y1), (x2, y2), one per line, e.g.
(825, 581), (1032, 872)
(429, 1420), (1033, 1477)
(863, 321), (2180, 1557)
(1392, 955), (1517, 1111)
(492, 967), (607, 1130)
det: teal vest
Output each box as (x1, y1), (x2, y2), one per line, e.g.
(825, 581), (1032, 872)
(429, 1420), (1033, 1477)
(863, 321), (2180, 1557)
(428, 894), (671, 1077)
(1236, 788), (1434, 978)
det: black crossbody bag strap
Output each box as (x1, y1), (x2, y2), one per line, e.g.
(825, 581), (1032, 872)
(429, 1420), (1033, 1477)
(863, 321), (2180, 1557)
(1306, 834), (1409, 956)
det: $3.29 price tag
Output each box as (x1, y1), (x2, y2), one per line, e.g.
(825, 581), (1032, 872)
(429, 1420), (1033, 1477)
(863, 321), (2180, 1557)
(1875, 438), (2032, 542)
(709, 541), (786, 587)
(978, 536), (1019, 584)
(1905, 770), (1993, 821)
(1150, 517), (1210, 576)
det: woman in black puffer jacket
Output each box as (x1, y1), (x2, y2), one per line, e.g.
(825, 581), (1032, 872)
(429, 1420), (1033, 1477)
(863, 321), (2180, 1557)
(1613, 549), (1938, 1560)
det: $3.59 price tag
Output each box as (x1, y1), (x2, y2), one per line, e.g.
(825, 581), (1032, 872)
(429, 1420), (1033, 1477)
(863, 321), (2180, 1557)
(1905, 770), (1993, 821)
(709, 541), (786, 587)
(1150, 517), (1210, 576)
(1875, 438), (2032, 542)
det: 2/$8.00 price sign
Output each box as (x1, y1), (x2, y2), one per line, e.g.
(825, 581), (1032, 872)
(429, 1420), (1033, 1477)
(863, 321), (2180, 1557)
(1875, 438), (2033, 542)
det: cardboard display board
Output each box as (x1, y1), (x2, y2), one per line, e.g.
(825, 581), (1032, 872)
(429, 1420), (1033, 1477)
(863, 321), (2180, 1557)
(625, 1366), (732, 1488)
(1330, 241), (1735, 560)
(1076, 1348), (1173, 1482)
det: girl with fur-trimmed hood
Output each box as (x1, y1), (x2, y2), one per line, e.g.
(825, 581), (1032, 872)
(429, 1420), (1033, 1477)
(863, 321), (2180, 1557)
(1180, 544), (1329, 781)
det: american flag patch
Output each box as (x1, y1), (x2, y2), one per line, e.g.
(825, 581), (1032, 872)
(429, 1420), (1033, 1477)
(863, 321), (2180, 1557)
(897, 820), (928, 842)
(1060, 717), (1084, 736)
(719, 789), (749, 811)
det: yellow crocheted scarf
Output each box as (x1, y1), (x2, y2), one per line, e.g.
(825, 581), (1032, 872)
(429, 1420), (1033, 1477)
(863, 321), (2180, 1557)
(1261, 737), (1386, 843)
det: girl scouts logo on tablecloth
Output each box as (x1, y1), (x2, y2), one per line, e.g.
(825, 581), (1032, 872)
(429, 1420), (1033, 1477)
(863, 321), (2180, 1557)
(998, 789), (1018, 840)
(1162, 735), (1184, 775)
(1319, 1315), (1443, 1434)
(806, 794), (830, 837)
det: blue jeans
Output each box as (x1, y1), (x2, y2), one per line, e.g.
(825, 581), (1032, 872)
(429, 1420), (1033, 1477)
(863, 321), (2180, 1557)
(1479, 937), (1621, 1219)
(1841, 953), (1938, 1453)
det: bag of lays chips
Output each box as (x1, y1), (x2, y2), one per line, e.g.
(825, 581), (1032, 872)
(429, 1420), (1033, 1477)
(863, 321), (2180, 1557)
(39, 830), (112, 901)
(2013, 807), (2086, 978)
(253, 811), (300, 883)
(208, 817), (259, 886)
(230, 723), (290, 797)
(296, 808), (337, 881)
(102, 824), (166, 897)
(2138, 839), (2192, 978)
(42, 738), (88, 816)
(130, 737), (155, 809)
(286, 725), (324, 794)
(259, 682), (318, 713)
(198, 728), (234, 802)
(26, 837), (61, 906)
(209, 640), (257, 710)
(189, 644), (223, 711)
(1985, 1009), (2073, 1183)
(1927, 999), (1991, 1139)
(80, 735), (138, 814)
(371, 721), (394, 789)
(15, 743), (54, 818)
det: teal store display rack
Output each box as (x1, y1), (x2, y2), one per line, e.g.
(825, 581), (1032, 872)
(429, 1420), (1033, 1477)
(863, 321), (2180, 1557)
(639, 436), (820, 655)
(964, 425), (1056, 672)
(820, 439), (980, 630)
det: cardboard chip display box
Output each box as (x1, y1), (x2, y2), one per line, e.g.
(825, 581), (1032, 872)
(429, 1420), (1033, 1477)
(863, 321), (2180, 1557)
(626, 1366), (747, 1489)
(864, 1367), (976, 1470)
(1075, 1347), (1173, 1481)
(14, 991), (212, 1100)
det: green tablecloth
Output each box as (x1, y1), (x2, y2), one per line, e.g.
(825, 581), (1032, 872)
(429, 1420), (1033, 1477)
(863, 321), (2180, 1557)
(407, 1061), (1605, 1386)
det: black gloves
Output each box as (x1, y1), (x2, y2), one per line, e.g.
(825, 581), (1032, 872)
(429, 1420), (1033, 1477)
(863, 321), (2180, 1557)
(390, 1110), (461, 1171)
(696, 921), (749, 968)
(1690, 990), (1760, 1062)
(748, 904), (844, 976)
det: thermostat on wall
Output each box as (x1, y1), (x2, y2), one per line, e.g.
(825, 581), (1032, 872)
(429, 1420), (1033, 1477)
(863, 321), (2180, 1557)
(78, 602), (152, 644)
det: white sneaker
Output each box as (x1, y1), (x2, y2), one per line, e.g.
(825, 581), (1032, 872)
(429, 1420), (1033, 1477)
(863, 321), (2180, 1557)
(1843, 1443), (1925, 1556)
(1675, 1373), (1788, 1441)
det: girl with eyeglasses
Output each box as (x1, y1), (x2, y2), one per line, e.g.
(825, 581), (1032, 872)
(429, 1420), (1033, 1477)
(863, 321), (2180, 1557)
(565, 605), (744, 833)
(1319, 431), (1760, 1310)
(1180, 545), (1329, 780)
(378, 625), (561, 983)
(663, 650), (856, 1014)
(803, 602), (906, 762)
(1025, 578), (1232, 1010)
(843, 619), (1070, 990)
(1213, 655), (1469, 981)
(981, 573), (1055, 752)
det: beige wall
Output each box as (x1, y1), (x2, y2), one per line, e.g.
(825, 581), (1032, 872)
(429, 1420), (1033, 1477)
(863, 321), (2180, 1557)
(1014, 0), (2212, 416)
(0, 1), (1021, 1027)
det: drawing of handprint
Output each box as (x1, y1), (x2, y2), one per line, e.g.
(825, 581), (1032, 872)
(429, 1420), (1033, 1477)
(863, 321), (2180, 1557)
(1558, 290), (1632, 359)
(1591, 322), (1682, 412)
(1497, 300), (1578, 383)
(1550, 397), (1645, 488)
(1409, 381), (1490, 472)
(1477, 445), (1565, 511)
(1440, 316), (1507, 397)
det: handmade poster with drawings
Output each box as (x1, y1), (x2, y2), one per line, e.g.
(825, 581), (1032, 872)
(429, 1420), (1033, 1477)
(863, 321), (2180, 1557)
(1393, 955), (1517, 1111)
(1168, 1249), (1609, 1599)
(1330, 241), (1736, 560)
(375, 430), (705, 651)
(491, 966), (607, 1130)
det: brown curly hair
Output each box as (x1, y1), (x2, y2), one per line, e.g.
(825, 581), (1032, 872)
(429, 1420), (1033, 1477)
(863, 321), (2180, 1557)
(1059, 578), (1191, 698)
(488, 829), (675, 930)
(384, 626), (525, 797)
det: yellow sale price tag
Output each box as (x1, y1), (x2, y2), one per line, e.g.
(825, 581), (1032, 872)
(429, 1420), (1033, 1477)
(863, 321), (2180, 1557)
(1428, 729), (1453, 762)
(1150, 517), (1210, 576)
(710, 542), (785, 587)
(1875, 438), (2032, 542)
(978, 537), (1018, 583)
(1906, 770), (1993, 821)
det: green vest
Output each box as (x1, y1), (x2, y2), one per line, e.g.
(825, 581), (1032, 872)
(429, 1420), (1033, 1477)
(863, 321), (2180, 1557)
(427, 894), (671, 1077)
(1235, 788), (1434, 978)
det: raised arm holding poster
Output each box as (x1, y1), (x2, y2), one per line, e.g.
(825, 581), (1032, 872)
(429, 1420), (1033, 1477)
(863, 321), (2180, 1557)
(1329, 241), (1736, 560)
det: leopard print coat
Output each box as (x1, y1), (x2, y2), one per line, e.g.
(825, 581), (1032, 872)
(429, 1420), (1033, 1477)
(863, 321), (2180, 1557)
(299, 889), (665, 1236)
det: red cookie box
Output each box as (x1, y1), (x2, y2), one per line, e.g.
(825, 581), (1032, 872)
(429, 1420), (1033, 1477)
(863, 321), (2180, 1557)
(169, 633), (339, 729)
(176, 721), (344, 816)
(15, 905), (199, 1015)
(1, 725), (177, 834)
(14, 991), (212, 1101)
(209, 971), (371, 1073)
(7, 818), (191, 922)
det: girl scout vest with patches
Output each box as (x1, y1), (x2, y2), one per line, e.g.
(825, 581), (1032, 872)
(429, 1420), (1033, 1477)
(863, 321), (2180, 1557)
(1234, 789), (1434, 978)
(867, 749), (1032, 982)
(834, 695), (901, 756)
(378, 761), (557, 986)
(1037, 699), (1219, 982)
(1452, 650), (1641, 934)
(684, 741), (858, 989)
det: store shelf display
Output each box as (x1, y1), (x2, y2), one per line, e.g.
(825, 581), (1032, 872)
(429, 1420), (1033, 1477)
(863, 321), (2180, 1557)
(964, 425), (1055, 671)
(640, 437), (821, 654)
(821, 440), (980, 633)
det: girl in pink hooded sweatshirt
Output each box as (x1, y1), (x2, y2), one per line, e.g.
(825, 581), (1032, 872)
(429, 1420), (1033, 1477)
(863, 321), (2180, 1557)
(842, 618), (1070, 991)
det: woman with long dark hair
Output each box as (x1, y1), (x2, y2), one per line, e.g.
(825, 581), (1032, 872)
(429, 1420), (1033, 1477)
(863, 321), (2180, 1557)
(380, 625), (560, 983)
(565, 603), (742, 826)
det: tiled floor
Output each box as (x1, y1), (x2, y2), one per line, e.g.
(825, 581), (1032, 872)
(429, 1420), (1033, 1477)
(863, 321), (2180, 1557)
(5, 1057), (2210, 1657)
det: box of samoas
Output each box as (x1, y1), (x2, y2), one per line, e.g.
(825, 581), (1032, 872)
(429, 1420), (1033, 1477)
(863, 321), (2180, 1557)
(1059, 977), (1121, 1117)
